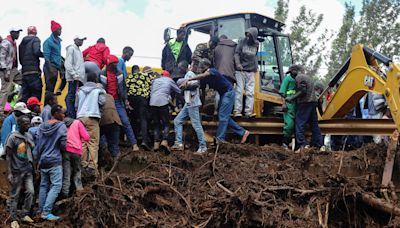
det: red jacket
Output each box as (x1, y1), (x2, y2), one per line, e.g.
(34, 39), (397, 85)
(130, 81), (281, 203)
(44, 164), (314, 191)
(82, 43), (110, 69)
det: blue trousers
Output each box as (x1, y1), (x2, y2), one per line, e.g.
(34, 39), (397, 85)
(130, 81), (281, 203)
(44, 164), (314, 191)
(65, 80), (82, 118)
(39, 165), (62, 216)
(216, 90), (245, 140)
(174, 104), (206, 148)
(295, 102), (323, 147)
(115, 99), (137, 145)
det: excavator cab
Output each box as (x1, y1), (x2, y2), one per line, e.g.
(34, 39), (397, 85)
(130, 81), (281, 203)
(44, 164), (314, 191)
(164, 13), (293, 116)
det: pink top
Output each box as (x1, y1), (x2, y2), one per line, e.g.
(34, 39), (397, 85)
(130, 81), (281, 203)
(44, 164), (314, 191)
(65, 120), (90, 155)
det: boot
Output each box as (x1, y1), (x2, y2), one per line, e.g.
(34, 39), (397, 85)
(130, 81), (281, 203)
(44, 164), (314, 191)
(160, 140), (171, 155)
(132, 144), (139, 152)
(153, 142), (160, 151)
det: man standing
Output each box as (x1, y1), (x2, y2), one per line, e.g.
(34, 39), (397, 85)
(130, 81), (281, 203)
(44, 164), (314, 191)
(173, 61), (207, 154)
(214, 35), (236, 84)
(191, 37), (219, 74)
(0, 27), (23, 114)
(184, 58), (250, 143)
(279, 65), (301, 149)
(6, 115), (35, 228)
(161, 28), (192, 80)
(100, 55), (139, 152)
(82, 38), (110, 75)
(76, 73), (106, 170)
(19, 26), (44, 103)
(64, 35), (86, 118)
(43, 20), (62, 93)
(285, 67), (322, 150)
(36, 105), (67, 221)
(233, 27), (259, 118)
(126, 65), (156, 151)
(117, 46), (134, 79)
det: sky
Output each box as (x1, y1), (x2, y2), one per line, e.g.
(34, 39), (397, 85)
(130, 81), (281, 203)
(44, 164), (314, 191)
(0, 0), (363, 69)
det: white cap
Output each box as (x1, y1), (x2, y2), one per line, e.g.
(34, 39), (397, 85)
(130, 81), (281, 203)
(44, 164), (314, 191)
(31, 116), (43, 125)
(13, 102), (31, 114)
(9, 27), (22, 33)
(74, 35), (87, 40)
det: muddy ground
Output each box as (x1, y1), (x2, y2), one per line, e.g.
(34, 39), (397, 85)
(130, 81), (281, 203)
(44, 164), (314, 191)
(0, 143), (399, 227)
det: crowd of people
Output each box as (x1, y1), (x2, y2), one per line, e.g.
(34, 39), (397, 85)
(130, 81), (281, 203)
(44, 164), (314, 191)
(0, 19), (362, 227)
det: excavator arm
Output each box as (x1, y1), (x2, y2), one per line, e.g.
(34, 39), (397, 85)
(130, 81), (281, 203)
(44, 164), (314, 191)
(321, 44), (400, 132)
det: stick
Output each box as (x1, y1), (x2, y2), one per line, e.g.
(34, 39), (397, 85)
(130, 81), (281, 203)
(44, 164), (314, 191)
(195, 214), (213, 228)
(213, 143), (219, 176)
(216, 182), (234, 196)
(360, 193), (400, 216)
(117, 176), (122, 191)
(337, 153), (344, 174)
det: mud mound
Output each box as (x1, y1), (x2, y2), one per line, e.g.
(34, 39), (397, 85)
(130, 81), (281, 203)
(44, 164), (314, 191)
(0, 143), (399, 227)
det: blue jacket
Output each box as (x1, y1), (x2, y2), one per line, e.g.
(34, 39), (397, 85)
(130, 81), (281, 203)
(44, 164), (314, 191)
(43, 34), (62, 69)
(76, 82), (106, 119)
(36, 121), (67, 169)
(99, 70), (127, 102)
(117, 58), (128, 79)
(41, 104), (52, 123)
(149, 76), (181, 107)
(1, 113), (18, 146)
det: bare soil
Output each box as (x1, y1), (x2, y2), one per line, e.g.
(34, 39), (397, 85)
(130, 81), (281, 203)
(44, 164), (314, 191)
(0, 143), (399, 227)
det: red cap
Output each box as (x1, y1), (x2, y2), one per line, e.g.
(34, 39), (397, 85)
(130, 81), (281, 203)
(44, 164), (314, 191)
(51, 20), (62, 32)
(27, 26), (37, 34)
(27, 97), (42, 106)
(107, 55), (119, 65)
(161, 70), (170, 78)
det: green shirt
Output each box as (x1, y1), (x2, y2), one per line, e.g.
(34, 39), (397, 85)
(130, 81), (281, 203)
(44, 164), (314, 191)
(279, 75), (296, 97)
(169, 38), (183, 61)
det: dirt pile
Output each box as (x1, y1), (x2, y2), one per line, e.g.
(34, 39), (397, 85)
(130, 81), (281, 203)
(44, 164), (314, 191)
(1, 143), (399, 227)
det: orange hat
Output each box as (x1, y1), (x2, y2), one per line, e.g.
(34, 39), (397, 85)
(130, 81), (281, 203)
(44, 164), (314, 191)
(161, 70), (170, 78)
(51, 20), (61, 32)
(107, 55), (119, 65)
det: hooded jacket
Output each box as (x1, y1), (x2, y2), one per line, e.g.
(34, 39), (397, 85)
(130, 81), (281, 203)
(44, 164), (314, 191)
(76, 82), (106, 119)
(99, 69), (127, 102)
(161, 39), (192, 79)
(65, 44), (85, 83)
(214, 38), (237, 83)
(0, 36), (16, 70)
(1, 113), (18, 146)
(100, 94), (122, 126)
(65, 119), (90, 155)
(43, 34), (62, 69)
(82, 43), (110, 69)
(234, 27), (259, 72)
(19, 35), (44, 74)
(36, 121), (67, 169)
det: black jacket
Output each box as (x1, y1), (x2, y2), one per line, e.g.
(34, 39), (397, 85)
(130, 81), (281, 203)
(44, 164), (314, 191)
(161, 41), (192, 80)
(19, 35), (43, 74)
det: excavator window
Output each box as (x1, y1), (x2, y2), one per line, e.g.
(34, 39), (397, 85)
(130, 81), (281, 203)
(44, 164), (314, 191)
(217, 17), (246, 42)
(259, 35), (280, 91)
(277, 36), (292, 74)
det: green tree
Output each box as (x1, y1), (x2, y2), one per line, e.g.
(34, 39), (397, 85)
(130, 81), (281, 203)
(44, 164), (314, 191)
(274, 0), (289, 23)
(325, 2), (356, 80)
(288, 5), (326, 77)
(354, 0), (400, 56)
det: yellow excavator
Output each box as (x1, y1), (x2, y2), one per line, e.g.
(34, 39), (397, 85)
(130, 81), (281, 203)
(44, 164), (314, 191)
(165, 12), (399, 138)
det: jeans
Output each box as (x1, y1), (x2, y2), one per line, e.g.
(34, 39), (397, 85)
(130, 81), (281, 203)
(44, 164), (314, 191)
(174, 104), (206, 148)
(115, 99), (137, 145)
(43, 62), (59, 93)
(100, 123), (121, 157)
(151, 105), (170, 142)
(65, 80), (82, 118)
(62, 152), (83, 196)
(84, 61), (101, 76)
(0, 68), (22, 112)
(21, 73), (43, 103)
(79, 117), (100, 169)
(128, 96), (150, 144)
(10, 172), (34, 220)
(217, 90), (246, 140)
(234, 71), (255, 115)
(295, 102), (323, 147)
(39, 165), (62, 216)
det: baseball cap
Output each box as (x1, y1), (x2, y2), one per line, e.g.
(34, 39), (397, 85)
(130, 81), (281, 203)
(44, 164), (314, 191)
(14, 102), (31, 114)
(27, 97), (42, 106)
(31, 116), (43, 125)
(74, 35), (87, 40)
(9, 27), (23, 33)
(27, 26), (37, 34)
